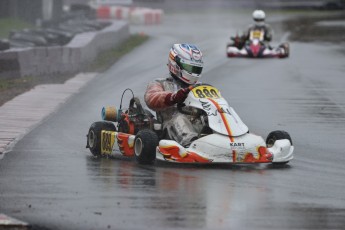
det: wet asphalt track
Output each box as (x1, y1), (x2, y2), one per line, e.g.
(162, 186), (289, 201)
(1, 8), (345, 230)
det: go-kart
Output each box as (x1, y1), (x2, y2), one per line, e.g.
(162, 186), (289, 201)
(226, 30), (289, 58)
(86, 85), (294, 165)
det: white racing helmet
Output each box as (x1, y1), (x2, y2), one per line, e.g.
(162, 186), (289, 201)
(252, 10), (266, 26)
(168, 43), (203, 85)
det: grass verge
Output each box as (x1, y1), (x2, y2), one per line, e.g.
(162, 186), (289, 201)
(0, 18), (34, 39)
(87, 33), (149, 72)
(281, 12), (345, 43)
(0, 33), (149, 106)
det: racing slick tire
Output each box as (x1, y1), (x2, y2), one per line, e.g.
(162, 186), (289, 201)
(87, 121), (116, 156)
(134, 129), (159, 165)
(279, 43), (290, 58)
(266, 130), (293, 165)
(284, 43), (290, 57)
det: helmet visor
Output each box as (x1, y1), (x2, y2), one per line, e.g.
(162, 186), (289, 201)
(254, 18), (264, 22)
(179, 62), (203, 75)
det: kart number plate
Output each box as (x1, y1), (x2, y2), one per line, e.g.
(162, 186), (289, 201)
(192, 86), (221, 99)
(250, 30), (263, 39)
(101, 131), (115, 154)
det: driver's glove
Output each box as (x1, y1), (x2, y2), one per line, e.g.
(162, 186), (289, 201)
(165, 87), (190, 106)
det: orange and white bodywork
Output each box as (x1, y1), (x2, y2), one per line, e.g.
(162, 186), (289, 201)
(155, 85), (292, 163)
(100, 130), (135, 157)
(99, 85), (293, 164)
(157, 134), (274, 163)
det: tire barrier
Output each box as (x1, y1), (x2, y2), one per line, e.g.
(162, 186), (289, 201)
(96, 6), (163, 25)
(0, 21), (130, 79)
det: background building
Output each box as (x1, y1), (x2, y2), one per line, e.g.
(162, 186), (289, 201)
(0, 0), (63, 24)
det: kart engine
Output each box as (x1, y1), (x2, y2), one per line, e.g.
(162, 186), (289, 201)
(102, 97), (153, 135)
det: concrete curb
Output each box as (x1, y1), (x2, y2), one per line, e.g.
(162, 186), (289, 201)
(0, 73), (97, 160)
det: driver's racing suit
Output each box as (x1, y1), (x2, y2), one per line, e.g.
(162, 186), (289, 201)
(144, 76), (201, 147)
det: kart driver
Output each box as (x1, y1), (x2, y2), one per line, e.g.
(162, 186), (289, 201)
(242, 10), (273, 47)
(144, 43), (204, 147)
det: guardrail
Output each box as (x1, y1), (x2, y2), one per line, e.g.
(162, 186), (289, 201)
(0, 20), (130, 79)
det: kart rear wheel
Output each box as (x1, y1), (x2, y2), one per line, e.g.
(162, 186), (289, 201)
(134, 129), (159, 165)
(87, 121), (116, 156)
(266, 130), (293, 165)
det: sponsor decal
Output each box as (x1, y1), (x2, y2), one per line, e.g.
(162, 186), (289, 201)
(200, 100), (214, 115)
(230, 142), (245, 149)
(200, 100), (232, 117)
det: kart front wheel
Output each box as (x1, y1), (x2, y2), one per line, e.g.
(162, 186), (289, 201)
(279, 43), (290, 58)
(266, 130), (293, 165)
(87, 121), (116, 157)
(134, 129), (159, 165)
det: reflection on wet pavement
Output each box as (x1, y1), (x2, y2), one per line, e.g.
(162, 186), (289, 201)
(85, 155), (345, 229)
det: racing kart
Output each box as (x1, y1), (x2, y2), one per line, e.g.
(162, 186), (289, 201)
(226, 31), (289, 58)
(86, 85), (294, 165)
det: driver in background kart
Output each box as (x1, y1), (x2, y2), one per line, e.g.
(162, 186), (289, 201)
(144, 43), (204, 147)
(237, 10), (273, 49)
